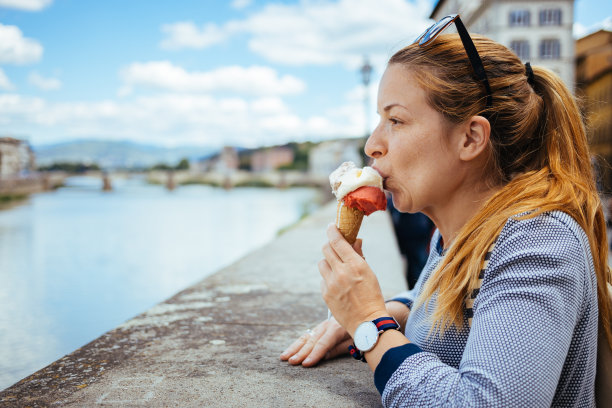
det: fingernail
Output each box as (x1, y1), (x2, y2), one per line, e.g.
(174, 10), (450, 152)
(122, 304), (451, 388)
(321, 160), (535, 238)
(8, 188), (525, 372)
(303, 357), (311, 364)
(289, 356), (297, 361)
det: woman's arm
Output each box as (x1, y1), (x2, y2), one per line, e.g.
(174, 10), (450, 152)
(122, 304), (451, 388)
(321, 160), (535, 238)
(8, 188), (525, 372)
(318, 224), (411, 371)
(281, 234), (413, 367)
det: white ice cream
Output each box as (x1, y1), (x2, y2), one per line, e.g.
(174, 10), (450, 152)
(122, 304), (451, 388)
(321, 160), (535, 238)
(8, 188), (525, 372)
(329, 161), (383, 201)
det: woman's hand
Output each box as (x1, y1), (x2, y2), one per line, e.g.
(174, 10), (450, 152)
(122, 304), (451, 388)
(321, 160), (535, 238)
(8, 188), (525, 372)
(319, 224), (388, 337)
(280, 318), (352, 367)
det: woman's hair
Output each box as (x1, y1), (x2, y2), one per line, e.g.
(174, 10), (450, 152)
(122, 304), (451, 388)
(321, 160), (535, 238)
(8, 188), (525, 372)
(391, 34), (612, 347)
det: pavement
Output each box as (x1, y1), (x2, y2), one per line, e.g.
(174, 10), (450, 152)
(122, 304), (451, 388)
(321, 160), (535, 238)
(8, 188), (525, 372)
(0, 200), (405, 407)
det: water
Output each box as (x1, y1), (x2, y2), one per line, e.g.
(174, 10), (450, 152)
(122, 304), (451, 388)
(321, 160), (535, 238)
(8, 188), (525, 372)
(0, 175), (323, 390)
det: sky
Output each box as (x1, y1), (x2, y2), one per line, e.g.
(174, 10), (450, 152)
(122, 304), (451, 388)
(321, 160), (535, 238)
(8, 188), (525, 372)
(0, 0), (610, 150)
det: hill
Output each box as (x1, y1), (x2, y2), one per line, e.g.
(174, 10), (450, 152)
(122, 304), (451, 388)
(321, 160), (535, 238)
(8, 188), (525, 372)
(32, 140), (217, 169)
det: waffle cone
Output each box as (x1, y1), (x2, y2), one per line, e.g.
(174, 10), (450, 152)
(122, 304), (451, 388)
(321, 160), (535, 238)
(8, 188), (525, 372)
(335, 201), (364, 245)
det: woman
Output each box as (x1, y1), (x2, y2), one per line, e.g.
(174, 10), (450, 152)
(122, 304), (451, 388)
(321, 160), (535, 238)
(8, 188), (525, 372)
(280, 15), (612, 407)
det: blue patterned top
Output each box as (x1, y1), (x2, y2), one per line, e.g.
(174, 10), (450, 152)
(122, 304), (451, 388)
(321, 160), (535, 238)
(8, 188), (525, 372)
(377, 211), (598, 407)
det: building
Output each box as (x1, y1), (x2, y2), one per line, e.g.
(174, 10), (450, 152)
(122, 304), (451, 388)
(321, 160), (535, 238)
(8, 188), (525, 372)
(576, 29), (612, 192)
(430, 0), (575, 89)
(250, 146), (294, 172)
(308, 139), (363, 177)
(0, 137), (35, 178)
(197, 146), (239, 173)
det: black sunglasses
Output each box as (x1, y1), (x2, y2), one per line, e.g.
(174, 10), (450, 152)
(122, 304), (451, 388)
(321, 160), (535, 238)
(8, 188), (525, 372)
(414, 14), (493, 108)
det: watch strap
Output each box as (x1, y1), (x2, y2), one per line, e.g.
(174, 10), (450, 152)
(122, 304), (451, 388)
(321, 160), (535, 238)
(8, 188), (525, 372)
(373, 316), (400, 332)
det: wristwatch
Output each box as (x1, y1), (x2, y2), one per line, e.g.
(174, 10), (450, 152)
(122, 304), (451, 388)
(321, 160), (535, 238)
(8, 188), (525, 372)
(349, 316), (400, 361)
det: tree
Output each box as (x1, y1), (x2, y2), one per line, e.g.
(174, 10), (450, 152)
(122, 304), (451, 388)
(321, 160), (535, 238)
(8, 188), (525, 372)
(175, 158), (190, 170)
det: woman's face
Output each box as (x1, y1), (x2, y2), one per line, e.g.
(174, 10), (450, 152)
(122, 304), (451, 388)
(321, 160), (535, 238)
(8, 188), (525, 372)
(366, 63), (466, 215)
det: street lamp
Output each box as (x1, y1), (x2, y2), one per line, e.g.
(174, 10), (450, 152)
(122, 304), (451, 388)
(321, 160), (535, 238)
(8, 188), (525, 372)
(360, 57), (373, 137)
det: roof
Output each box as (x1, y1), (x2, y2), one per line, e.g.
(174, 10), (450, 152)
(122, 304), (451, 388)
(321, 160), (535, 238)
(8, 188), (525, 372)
(0, 137), (23, 145)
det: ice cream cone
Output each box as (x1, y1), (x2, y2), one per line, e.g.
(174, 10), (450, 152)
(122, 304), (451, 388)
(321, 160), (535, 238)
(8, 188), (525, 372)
(336, 201), (364, 245)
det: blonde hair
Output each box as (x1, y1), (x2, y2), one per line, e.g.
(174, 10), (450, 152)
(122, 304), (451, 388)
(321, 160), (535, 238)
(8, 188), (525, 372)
(390, 34), (612, 347)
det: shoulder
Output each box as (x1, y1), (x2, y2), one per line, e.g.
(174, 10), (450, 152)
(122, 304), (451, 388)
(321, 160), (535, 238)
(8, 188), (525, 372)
(485, 211), (592, 291)
(495, 211), (589, 260)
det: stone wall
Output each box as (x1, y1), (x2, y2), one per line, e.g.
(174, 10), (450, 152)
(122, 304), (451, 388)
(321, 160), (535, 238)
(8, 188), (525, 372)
(0, 201), (405, 407)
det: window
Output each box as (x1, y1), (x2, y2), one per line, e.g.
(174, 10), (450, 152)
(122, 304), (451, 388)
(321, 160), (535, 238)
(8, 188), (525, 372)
(539, 9), (562, 26)
(540, 39), (561, 59)
(510, 40), (530, 60)
(509, 10), (530, 26)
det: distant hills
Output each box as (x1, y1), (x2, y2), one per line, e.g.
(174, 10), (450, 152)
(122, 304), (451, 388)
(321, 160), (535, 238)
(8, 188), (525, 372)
(32, 140), (218, 169)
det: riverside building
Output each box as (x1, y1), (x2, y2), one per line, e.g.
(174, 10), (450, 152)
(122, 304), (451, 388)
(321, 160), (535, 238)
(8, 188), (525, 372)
(0, 137), (35, 179)
(430, 0), (575, 90)
(576, 29), (612, 192)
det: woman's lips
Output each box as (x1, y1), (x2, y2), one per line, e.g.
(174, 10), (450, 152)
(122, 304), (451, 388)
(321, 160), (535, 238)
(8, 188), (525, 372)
(372, 166), (389, 190)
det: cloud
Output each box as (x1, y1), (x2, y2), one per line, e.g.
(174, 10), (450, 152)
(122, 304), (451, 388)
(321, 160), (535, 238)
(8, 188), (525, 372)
(159, 0), (432, 68)
(0, 68), (15, 90)
(574, 16), (612, 38)
(28, 72), (61, 90)
(0, 0), (52, 11)
(119, 61), (306, 96)
(160, 22), (229, 50)
(0, 91), (364, 148)
(231, 0), (252, 10)
(0, 24), (43, 64)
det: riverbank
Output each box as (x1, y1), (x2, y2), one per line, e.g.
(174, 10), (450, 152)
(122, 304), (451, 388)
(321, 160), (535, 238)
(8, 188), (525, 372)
(0, 173), (66, 199)
(0, 200), (405, 407)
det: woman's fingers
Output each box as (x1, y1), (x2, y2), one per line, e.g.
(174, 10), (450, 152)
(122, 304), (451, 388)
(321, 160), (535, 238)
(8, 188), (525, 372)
(353, 239), (364, 258)
(321, 241), (342, 270)
(280, 330), (310, 361)
(302, 324), (345, 366)
(281, 320), (350, 367)
(325, 338), (354, 360)
(326, 224), (357, 262)
(285, 328), (321, 365)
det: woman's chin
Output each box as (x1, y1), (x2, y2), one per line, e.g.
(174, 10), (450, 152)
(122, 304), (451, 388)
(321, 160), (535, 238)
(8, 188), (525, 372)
(391, 195), (408, 212)
(391, 194), (418, 214)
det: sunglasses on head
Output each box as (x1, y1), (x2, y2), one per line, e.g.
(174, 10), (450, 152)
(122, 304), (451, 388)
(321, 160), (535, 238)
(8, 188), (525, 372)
(414, 14), (493, 108)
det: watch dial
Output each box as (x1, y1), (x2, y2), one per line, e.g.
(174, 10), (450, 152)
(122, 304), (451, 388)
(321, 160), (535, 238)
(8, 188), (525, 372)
(354, 322), (379, 352)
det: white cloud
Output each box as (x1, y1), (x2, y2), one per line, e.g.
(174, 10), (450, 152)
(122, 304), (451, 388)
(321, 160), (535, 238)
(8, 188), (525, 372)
(0, 91), (364, 148)
(231, 0), (252, 10)
(250, 97), (289, 114)
(28, 72), (61, 90)
(574, 16), (612, 38)
(120, 61), (306, 96)
(159, 0), (432, 68)
(0, 24), (43, 64)
(160, 22), (229, 50)
(0, 0), (52, 11)
(0, 68), (14, 90)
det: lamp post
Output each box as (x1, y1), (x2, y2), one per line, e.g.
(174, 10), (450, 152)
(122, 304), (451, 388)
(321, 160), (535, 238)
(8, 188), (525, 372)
(360, 57), (373, 137)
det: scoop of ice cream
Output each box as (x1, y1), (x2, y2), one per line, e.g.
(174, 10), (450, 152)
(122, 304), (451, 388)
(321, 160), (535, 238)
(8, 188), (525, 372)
(343, 186), (387, 215)
(329, 161), (383, 201)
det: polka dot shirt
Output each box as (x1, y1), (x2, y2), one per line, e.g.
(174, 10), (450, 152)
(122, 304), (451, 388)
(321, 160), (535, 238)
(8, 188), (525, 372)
(377, 211), (598, 407)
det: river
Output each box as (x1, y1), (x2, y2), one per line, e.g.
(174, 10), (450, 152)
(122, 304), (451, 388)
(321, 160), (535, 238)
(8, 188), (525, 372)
(0, 175), (324, 390)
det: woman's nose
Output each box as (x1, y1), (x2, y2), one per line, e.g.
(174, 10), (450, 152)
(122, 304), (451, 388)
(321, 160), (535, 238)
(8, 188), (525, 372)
(364, 125), (385, 158)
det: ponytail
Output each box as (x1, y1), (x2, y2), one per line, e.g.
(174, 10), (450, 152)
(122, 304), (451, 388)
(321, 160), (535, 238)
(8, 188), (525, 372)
(532, 67), (612, 350)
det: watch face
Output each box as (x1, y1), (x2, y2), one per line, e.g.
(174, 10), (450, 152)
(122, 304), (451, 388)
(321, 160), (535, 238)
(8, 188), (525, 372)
(354, 321), (379, 352)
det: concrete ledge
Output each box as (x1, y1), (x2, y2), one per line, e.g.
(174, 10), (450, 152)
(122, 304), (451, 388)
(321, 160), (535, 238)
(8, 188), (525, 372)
(0, 201), (405, 407)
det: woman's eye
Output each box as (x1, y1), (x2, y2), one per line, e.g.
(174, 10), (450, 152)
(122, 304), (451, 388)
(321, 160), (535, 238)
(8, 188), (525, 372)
(389, 117), (400, 125)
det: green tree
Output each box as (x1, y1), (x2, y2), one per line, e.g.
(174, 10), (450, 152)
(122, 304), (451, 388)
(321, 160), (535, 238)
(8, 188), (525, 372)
(175, 158), (190, 170)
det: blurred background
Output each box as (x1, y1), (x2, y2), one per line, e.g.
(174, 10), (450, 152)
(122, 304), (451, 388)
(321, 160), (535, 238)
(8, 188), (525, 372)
(0, 0), (610, 390)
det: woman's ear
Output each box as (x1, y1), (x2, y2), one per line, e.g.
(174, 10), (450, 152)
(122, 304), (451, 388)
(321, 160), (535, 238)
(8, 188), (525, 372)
(458, 115), (490, 162)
